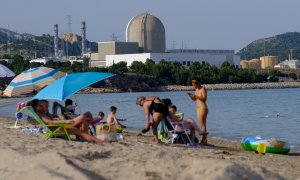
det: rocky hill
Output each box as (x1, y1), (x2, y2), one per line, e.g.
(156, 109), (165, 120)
(0, 27), (98, 58)
(237, 32), (300, 61)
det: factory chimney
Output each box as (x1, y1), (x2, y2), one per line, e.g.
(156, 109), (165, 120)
(81, 21), (86, 55)
(54, 24), (59, 57)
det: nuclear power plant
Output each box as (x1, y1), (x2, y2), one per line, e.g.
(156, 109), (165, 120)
(93, 13), (240, 68)
(30, 13), (241, 67)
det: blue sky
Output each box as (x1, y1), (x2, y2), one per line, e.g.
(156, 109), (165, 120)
(1, 0), (299, 52)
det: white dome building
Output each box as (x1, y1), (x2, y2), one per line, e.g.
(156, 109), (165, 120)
(126, 13), (166, 53)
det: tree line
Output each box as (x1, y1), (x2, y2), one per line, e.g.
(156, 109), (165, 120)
(1, 55), (298, 86)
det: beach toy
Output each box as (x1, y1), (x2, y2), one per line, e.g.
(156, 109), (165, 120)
(257, 143), (266, 154)
(6, 112), (24, 129)
(241, 137), (290, 154)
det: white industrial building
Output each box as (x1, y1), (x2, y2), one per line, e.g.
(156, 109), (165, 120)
(275, 59), (300, 69)
(106, 51), (240, 67)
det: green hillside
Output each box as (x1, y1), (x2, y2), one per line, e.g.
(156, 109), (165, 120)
(237, 32), (300, 61)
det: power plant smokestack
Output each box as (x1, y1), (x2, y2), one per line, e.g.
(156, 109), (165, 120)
(81, 21), (86, 55)
(54, 24), (59, 57)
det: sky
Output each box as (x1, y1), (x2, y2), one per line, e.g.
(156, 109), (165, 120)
(1, 0), (299, 52)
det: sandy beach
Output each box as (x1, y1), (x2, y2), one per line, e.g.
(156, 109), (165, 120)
(0, 116), (299, 180)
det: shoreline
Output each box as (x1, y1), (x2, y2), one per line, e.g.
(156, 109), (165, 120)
(1, 82), (299, 98)
(0, 116), (300, 179)
(80, 81), (300, 94)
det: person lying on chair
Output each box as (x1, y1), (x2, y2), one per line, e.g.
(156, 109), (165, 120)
(168, 105), (201, 144)
(34, 99), (103, 144)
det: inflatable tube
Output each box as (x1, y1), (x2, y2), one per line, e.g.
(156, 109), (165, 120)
(241, 137), (290, 154)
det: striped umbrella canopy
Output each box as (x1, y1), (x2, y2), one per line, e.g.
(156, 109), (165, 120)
(3, 67), (65, 97)
(0, 64), (15, 77)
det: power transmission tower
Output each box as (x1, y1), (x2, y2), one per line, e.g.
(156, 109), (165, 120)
(111, 32), (119, 42)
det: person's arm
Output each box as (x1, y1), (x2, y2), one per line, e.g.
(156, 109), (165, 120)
(143, 103), (151, 125)
(117, 118), (126, 121)
(112, 115), (119, 124)
(187, 92), (196, 101)
(40, 114), (73, 125)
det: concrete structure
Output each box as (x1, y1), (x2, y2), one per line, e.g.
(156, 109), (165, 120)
(106, 52), (240, 67)
(260, 56), (278, 69)
(81, 21), (87, 55)
(240, 60), (249, 69)
(275, 59), (300, 69)
(98, 41), (139, 61)
(54, 24), (59, 57)
(29, 57), (67, 64)
(83, 53), (105, 67)
(248, 59), (261, 69)
(126, 13), (166, 53)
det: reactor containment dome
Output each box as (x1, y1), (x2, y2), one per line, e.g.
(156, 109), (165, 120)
(126, 13), (166, 53)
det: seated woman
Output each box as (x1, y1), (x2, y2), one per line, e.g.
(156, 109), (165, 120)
(168, 105), (201, 144)
(33, 99), (103, 144)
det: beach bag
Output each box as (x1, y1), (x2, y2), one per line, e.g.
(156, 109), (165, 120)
(96, 123), (122, 135)
(96, 124), (124, 142)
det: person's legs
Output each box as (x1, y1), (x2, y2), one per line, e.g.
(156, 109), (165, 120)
(71, 112), (92, 132)
(196, 107), (208, 144)
(67, 127), (103, 144)
(152, 113), (163, 143)
(185, 118), (201, 133)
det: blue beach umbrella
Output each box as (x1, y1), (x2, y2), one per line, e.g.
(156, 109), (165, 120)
(3, 67), (65, 97)
(33, 72), (115, 101)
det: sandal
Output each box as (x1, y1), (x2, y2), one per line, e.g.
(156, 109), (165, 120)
(142, 123), (152, 133)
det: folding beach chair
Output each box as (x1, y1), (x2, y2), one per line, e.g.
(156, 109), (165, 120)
(17, 106), (72, 140)
(158, 114), (192, 145)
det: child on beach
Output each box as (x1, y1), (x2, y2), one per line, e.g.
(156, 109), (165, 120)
(89, 112), (105, 126)
(88, 112), (105, 136)
(106, 106), (126, 128)
(65, 99), (77, 114)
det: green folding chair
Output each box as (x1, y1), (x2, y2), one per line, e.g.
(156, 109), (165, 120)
(18, 106), (71, 140)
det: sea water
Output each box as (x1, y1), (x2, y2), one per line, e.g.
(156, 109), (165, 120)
(1, 88), (299, 151)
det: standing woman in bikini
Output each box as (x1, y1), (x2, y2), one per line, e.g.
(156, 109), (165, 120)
(187, 77), (208, 145)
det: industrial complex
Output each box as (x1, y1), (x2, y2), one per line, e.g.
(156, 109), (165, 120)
(28, 12), (299, 69)
(28, 13), (241, 68)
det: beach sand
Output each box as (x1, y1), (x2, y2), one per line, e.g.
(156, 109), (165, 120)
(0, 116), (299, 180)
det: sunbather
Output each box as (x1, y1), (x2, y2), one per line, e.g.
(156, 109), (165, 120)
(168, 105), (201, 144)
(34, 99), (103, 144)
